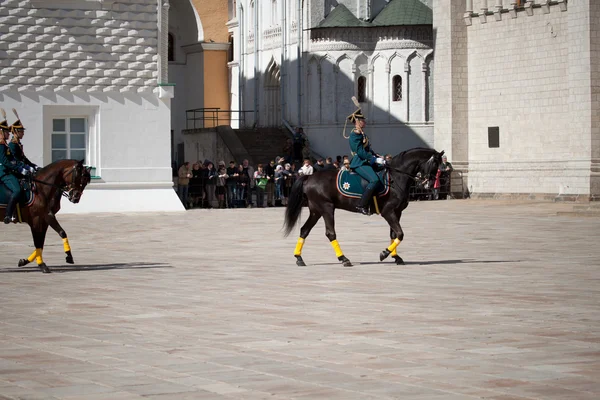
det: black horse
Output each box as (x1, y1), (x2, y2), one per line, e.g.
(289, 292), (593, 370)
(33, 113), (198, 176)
(283, 147), (444, 267)
(0, 159), (91, 273)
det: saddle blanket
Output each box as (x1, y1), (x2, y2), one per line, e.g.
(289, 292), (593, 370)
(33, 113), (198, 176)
(336, 169), (390, 199)
(0, 180), (35, 208)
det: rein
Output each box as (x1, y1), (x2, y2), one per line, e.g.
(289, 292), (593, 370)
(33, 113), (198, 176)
(29, 167), (77, 199)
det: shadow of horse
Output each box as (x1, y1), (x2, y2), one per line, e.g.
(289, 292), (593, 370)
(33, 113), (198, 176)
(307, 259), (523, 267)
(0, 262), (172, 273)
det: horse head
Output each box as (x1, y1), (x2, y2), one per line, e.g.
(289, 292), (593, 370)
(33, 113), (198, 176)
(389, 148), (445, 189)
(36, 159), (92, 204)
(63, 160), (92, 203)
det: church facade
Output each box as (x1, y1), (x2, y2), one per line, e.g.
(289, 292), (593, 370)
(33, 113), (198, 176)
(228, 0), (435, 159)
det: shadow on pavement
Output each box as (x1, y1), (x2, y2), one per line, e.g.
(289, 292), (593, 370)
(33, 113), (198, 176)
(308, 259), (521, 267)
(0, 262), (172, 273)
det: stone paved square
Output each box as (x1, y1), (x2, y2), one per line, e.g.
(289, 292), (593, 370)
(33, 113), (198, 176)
(0, 200), (599, 399)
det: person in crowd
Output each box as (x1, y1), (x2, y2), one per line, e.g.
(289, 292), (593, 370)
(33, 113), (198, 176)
(298, 159), (313, 176)
(274, 164), (284, 203)
(242, 159), (255, 207)
(323, 157), (336, 171)
(204, 161), (217, 208)
(236, 163), (250, 206)
(333, 161), (340, 170)
(292, 127), (306, 163)
(439, 155), (454, 200)
(313, 158), (325, 172)
(253, 163), (267, 208)
(281, 163), (293, 206)
(348, 108), (385, 215)
(341, 158), (351, 171)
(283, 138), (294, 164)
(215, 161), (228, 208)
(177, 161), (192, 208)
(188, 162), (203, 208)
(265, 159), (276, 207)
(226, 160), (238, 208)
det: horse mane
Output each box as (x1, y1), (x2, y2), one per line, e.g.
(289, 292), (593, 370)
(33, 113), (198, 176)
(393, 147), (436, 163)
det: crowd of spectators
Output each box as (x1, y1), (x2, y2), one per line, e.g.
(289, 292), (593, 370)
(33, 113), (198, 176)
(175, 128), (455, 208)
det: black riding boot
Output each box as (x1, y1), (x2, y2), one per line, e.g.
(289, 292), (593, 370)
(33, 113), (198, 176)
(3, 192), (18, 224)
(357, 185), (376, 216)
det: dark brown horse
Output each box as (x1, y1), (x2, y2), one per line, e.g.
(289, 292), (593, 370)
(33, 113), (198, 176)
(283, 147), (444, 267)
(0, 159), (91, 273)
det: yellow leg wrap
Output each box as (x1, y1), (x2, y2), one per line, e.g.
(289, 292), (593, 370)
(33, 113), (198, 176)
(330, 240), (344, 258)
(294, 238), (305, 256)
(387, 238), (401, 252)
(62, 238), (71, 252)
(34, 249), (43, 265)
(390, 240), (398, 257)
(27, 250), (36, 263)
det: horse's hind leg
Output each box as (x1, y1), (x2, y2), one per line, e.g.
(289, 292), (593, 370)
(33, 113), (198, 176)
(46, 213), (74, 264)
(294, 210), (321, 266)
(322, 206), (352, 267)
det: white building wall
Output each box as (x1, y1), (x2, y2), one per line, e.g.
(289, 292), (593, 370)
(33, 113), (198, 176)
(0, 0), (183, 213)
(466, 5), (584, 196)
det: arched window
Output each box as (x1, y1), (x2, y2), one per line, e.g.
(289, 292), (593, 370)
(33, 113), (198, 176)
(392, 75), (402, 102)
(271, 0), (278, 26)
(357, 76), (366, 103)
(168, 33), (174, 62)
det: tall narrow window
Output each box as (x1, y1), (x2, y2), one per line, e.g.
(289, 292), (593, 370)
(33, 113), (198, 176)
(357, 76), (366, 103)
(271, 0), (278, 26)
(51, 117), (87, 162)
(168, 33), (174, 62)
(392, 75), (402, 101)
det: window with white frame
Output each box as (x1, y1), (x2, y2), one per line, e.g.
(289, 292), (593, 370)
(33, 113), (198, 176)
(51, 117), (87, 163)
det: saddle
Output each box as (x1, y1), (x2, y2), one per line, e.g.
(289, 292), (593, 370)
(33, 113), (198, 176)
(336, 169), (390, 199)
(0, 178), (35, 208)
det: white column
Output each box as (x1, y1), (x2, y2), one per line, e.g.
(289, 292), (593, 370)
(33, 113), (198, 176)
(422, 62), (428, 123)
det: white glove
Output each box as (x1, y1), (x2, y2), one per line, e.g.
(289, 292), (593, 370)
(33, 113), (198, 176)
(19, 167), (30, 176)
(375, 157), (385, 166)
(28, 166), (35, 174)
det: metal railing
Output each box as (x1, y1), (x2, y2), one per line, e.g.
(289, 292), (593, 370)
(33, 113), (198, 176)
(185, 108), (254, 130)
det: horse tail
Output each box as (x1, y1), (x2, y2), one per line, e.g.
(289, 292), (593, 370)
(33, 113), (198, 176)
(283, 174), (309, 237)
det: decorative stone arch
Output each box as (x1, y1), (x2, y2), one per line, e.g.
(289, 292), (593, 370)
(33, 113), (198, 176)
(307, 55), (321, 123)
(388, 52), (405, 72)
(354, 53), (369, 103)
(335, 54), (351, 72)
(264, 57), (281, 127)
(370, 53), (388, 71)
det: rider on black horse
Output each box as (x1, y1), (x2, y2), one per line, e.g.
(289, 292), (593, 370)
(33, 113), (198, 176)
(0, 112), (34, 224)
(347, 108), (386, 215)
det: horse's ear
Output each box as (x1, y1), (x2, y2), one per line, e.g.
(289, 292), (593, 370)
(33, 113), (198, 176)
(439, 150), (445, 157)
(79, 159), (85, 165)
(85, 166), (92, 173)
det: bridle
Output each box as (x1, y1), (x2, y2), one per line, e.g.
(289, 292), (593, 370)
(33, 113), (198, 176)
(384, 154), (439, 194)
(30, 164), (85, 203)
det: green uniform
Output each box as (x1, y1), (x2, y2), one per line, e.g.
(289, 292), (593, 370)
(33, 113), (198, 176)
(349, 129), (379, 187)
(9, 139), (37, 170)
(0, 142), (24, 197)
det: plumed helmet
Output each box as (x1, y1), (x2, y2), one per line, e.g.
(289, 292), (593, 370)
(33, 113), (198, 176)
(347, 108), (365, 123)
(0, 119), (9, 131)
(10, 119), (24, 132)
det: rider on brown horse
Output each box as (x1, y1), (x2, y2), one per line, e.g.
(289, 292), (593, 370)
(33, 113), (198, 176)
(0, 113), (34, 224)
(347, 109), (386, 215)
(9, 115), (39, 173)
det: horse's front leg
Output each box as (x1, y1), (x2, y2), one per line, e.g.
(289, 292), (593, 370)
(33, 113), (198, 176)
(46, 212), (74, 264)
(380, 209), (404, 263)
(322, 206), (352, 267)
(27, 219), (51, 273)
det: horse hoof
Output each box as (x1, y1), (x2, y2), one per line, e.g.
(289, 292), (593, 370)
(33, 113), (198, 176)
(18, 259), (29, 267)
(338, 256), (353, 267)
(380, 249), (391, 261)
(295, 256), (306, 267)
(66, 253), (74, 264)
(38, 263), (51, 273)
(393, 255), (405, 265)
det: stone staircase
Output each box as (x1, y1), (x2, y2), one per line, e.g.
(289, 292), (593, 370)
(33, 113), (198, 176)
(234, 127), (290, 166)
(557, 202), (600, 217)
